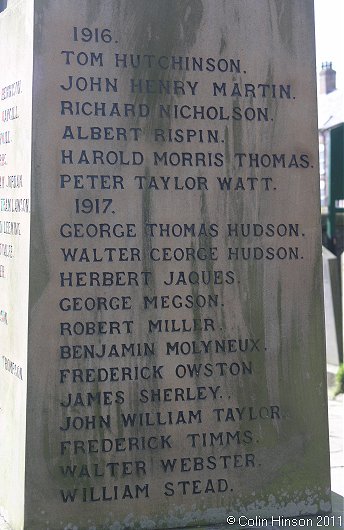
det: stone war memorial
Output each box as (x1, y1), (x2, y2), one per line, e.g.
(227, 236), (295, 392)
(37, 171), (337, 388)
(0, 0), (331, 529)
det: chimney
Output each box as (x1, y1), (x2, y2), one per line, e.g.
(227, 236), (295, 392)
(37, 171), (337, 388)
(319, 62), (336, 94)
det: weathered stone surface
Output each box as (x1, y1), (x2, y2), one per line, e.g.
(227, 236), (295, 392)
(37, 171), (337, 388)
(0, 1), (330, 529)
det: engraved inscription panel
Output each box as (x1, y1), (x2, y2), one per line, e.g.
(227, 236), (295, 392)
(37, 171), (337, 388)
(25, 2), (329, 528)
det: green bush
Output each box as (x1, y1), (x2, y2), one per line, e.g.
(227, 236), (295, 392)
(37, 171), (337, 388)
(334, 364), (344, 396)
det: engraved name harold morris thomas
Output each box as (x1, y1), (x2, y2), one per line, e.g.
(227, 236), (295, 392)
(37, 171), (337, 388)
(0, 1), (330, 529)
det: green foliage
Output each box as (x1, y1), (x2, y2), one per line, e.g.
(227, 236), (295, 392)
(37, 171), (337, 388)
(334, 364), (344, 396)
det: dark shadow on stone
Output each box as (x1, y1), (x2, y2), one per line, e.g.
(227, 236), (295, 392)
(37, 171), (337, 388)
(0, 0), (8, 13)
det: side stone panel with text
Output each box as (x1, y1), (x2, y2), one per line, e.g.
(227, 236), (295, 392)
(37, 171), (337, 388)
(26, 1), (330, 528)
(0, 1), (33, 528)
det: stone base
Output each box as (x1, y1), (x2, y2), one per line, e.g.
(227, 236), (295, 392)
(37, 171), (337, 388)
(1, 492), (343, 530)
